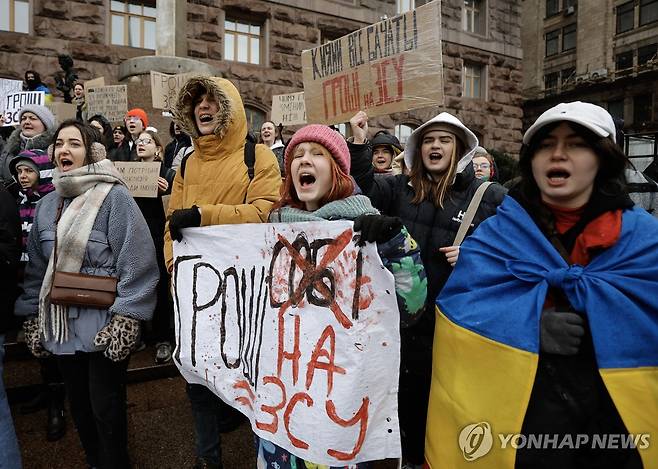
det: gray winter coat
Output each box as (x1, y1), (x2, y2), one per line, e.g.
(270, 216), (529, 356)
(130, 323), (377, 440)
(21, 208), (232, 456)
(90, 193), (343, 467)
(14, 184), (158, 354)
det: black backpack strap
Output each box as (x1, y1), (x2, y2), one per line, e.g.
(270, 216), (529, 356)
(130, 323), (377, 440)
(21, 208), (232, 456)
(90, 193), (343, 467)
(180, 150), (192, 179)
(244, 132), (256, 181)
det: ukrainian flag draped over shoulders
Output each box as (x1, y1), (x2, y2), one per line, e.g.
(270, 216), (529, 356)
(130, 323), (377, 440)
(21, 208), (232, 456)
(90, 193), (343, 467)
(425, 196), (658, 469)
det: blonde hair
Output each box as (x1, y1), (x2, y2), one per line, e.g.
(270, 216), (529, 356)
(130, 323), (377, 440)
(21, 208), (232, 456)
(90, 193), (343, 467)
(409, 133), (462, 208)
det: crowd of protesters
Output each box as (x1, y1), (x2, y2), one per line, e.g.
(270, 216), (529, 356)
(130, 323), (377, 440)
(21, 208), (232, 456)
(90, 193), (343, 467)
(0, 67), (656, 469)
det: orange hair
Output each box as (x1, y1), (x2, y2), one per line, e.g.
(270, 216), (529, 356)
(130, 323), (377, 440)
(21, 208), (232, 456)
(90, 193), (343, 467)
(273, 142), (354, 211)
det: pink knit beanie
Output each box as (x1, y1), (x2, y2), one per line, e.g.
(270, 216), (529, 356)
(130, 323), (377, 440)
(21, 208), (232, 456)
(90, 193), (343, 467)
(284, 124), (350, 174)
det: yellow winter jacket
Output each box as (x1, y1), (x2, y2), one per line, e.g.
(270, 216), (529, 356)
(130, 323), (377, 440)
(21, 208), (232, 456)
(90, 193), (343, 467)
(164, 76), (281, 271)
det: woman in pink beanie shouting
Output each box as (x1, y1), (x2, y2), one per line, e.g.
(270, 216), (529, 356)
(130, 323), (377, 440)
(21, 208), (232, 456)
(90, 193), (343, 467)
(259, 124), (427, 468)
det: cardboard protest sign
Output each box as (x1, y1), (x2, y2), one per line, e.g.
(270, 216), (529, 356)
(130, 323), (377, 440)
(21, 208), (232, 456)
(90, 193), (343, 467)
(0, 79), (22, 113)
(86, 85), (128, 122)
(173, 221), (402, 465)
(301, 0), (443, 125)
(84, 76), (105, 89)
(47, 102), (77, 123)
(113, 161), (160, 198)
(151, 71), (196, 110)
(271, 92), (307, 126)
(2, 91), (45, 126)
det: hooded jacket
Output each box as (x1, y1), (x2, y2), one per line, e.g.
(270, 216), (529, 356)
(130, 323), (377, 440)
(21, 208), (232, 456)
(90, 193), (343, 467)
(350, 113), (506, 352)
(164, 77), (281, 271)
(9, 149), (55, 259)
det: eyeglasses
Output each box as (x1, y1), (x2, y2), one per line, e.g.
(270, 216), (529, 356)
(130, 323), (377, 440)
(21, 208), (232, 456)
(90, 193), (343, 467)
(473, 163), (491, 170)
(136, 138), (153, 145)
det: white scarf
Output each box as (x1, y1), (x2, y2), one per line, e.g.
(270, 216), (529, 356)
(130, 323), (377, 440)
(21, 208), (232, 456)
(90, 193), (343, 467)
(38, 159), (126, 343)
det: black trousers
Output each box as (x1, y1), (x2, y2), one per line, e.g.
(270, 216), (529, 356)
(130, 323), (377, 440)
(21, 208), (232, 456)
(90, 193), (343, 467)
(57, 352), (130, 469)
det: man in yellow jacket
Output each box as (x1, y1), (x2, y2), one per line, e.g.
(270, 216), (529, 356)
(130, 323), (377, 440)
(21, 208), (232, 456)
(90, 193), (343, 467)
(165, 76), (281, 469)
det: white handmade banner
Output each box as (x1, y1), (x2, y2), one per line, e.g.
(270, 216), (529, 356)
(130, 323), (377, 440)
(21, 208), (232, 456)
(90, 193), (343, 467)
(0, 79), (22, 114)
(2, 91), (45, 126)
(173, 221), (402, 465)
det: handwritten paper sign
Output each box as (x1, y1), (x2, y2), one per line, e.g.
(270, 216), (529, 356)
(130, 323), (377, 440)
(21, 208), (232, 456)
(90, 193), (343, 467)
(271, 92), (307, 126)
(47, 102), (77, 123)
(86, 85), (128, 122)
(173, 221), (402, 465)
(84, 76), (106, 89)
(0, 79), (22, 114)
(2, 91), (45, 126)
(301, 0), (444, 125)
(151, 71), (196, 110)
(113, 161), (160, 198)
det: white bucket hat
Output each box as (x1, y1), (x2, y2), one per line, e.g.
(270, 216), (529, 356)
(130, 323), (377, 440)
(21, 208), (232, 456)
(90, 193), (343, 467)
(404, 112), (479, 174)
(523, 101), (616, 144)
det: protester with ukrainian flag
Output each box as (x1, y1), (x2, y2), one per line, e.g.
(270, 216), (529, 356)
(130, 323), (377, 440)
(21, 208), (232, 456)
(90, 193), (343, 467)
(426, 102), (658, 469)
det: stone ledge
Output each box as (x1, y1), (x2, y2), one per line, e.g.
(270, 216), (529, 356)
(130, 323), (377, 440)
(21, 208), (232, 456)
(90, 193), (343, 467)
(118, 56), (217, 80)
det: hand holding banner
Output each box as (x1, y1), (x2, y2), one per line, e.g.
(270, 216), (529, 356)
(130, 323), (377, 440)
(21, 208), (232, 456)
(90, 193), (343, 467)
(173, 221), (402, 466)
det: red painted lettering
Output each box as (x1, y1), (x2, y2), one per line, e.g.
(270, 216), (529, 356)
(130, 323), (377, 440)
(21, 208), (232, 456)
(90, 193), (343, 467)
(284, 392), (314, 449)
(326, 397), (370, 461)
(277, 307), (301, 384)
(305, 326), (346, 396)
(255, 375), (287, 434)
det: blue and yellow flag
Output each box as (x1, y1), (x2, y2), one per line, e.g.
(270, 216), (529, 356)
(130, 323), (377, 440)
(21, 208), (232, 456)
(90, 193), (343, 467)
(426, 196), (658, 468)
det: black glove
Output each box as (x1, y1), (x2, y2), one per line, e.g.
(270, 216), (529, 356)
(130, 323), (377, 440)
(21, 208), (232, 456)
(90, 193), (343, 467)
(353, 214), (402, 246)
(169, 206), (201, 242)
(540, 308), (585, 355)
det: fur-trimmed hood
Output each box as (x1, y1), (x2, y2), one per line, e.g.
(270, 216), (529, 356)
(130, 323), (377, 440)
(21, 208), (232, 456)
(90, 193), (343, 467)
(1, 126), (56, 185)
(4, 126), (56, 158)
(171, 76), (247, 148)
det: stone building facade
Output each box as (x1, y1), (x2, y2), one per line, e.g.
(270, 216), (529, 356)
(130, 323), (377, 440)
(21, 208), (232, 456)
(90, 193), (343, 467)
(0, 0), (523, 154)
(522, 0), (658, 157)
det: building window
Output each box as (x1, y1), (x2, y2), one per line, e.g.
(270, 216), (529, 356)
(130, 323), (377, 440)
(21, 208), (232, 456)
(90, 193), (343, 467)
(638, 43), (658, 65)
(616, 1), (635, 33)
(225, 19), (262, 65)
(0, 0), (29, 33)
(544, 72), (559, 94)
(463, 62), (484, 99)
(546, 0), (560, 17)
(564, 0), (577, 8)
(545, 30), (559, 57)
(562, 23), (576, 51)
(608, 99), (624, 121)
(616, 51), (634, 70)
(633, 94), (653, 123)
(640, 0), (658, 26)
(463, 0), (485, 35)
(245, 106), (266, 133)
(110, 1), (156, 49)
(561, 67), (576, 86)
(395, 124), (416, 146)
(397, 0), (414, 13)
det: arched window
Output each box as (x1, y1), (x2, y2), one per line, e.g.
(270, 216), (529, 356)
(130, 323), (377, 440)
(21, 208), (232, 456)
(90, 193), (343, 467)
(244, 105), (266, 133)
(395, 123), (416, 147)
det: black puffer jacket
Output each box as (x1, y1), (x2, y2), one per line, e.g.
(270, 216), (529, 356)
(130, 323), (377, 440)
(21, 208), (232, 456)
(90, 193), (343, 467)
(350, 141), (506, 312)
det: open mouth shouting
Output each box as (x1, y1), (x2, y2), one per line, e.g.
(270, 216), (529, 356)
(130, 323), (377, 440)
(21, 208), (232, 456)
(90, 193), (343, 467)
(428, 152), (443, 162)
(59, 156), (75, 171)
(546, 167), (571, 186)
(297, 172), (317, 191)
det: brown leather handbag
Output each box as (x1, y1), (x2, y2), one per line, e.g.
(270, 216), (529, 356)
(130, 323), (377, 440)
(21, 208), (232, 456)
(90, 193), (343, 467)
(49, 199), (118, 309)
